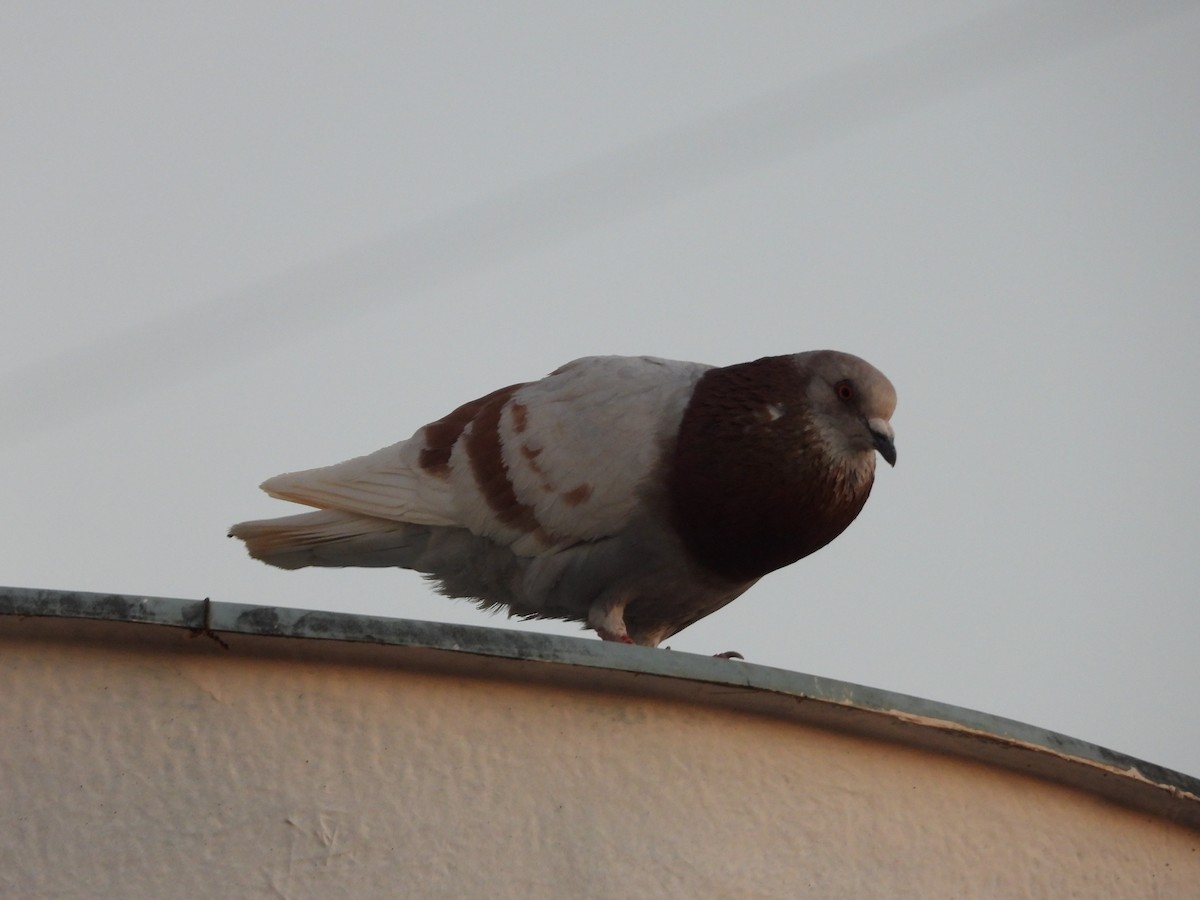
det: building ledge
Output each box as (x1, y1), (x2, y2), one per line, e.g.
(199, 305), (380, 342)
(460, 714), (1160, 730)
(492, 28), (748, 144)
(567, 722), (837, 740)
(2, 584), (1197, 832)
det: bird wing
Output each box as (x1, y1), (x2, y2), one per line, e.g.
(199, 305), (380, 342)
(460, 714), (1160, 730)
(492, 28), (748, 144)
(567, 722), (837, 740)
(257, 356), (709, 557)
(259, 440), (460, 528)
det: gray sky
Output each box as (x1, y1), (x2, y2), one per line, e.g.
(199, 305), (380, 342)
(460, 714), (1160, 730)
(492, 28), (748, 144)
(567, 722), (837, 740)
(4, 2), (1199, 778)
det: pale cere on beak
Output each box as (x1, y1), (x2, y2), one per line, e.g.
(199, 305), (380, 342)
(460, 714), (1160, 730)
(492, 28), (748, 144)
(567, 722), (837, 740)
(869, 417), (897, 467)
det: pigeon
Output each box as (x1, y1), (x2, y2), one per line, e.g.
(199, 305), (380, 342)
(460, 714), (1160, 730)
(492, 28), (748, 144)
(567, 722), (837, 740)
(230, 352), (896, 648)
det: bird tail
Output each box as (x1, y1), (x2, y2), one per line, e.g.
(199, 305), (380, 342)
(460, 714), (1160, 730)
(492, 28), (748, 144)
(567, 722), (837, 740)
(228, 509), (432, 570)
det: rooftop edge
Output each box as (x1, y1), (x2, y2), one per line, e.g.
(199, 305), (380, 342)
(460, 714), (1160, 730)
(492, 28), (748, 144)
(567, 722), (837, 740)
(2, 585), (1197, 831)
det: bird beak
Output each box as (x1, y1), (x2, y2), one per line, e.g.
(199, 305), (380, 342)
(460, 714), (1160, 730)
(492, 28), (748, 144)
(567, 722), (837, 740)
(868, 418), (897, 467)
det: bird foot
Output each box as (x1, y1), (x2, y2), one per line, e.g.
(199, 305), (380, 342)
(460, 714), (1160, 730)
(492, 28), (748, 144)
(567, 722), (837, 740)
(713, 650), (744, 660)
(595, 626), (635, 644)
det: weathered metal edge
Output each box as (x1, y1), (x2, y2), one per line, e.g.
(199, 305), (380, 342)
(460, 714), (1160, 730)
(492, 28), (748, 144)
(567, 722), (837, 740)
(3, 584), (1198, 829)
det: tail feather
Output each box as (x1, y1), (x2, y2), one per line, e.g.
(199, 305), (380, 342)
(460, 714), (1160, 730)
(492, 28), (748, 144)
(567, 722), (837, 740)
(229, 509), (432, 570)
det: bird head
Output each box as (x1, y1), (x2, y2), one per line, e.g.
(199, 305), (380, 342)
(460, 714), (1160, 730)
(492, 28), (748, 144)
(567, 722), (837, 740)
(795, 350), (897, 469)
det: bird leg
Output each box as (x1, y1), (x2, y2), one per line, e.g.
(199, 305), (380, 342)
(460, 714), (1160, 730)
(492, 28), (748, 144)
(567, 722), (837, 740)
(587, 593), (634, 644)
(598, 629), (635, 645)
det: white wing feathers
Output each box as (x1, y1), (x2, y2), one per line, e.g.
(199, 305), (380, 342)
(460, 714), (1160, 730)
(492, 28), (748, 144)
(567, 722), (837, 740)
(495, 356), (704, 548)
(247, 356), (709, 559)
(260, 441), (458, 528)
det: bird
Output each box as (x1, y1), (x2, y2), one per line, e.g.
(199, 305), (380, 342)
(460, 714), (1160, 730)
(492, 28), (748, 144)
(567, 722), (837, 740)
(230, 351), (896, 648)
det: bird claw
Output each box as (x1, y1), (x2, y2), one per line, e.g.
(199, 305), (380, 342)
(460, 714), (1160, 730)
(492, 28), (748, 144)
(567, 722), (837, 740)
(713, 650), (744, 660)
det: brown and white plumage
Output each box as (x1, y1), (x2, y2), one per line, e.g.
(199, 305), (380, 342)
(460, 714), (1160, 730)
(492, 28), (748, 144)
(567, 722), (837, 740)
(230, 352), (897, 646)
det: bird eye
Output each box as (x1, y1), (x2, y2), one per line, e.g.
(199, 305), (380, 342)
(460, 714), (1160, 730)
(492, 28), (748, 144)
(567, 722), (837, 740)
(835, 380), (855, 402)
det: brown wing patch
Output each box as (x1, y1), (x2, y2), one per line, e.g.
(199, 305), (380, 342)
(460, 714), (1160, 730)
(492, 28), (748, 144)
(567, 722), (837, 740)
(465, 388), (551, 538)
(418, 383), (525, 477)
(560, 483), (593, 506)
(510, 402), (529, 433)
(519, 443), (544, 473)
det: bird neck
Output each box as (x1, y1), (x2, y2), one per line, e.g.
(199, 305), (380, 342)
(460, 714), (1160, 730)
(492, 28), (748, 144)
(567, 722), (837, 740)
(667, 356), (875, 583)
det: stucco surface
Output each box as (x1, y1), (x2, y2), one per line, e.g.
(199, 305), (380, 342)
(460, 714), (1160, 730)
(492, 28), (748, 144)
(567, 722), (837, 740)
(2, 614), (1198, 899)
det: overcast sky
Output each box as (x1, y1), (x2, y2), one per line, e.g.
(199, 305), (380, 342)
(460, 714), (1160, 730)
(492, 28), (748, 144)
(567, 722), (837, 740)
(4, 2), (1198, 779)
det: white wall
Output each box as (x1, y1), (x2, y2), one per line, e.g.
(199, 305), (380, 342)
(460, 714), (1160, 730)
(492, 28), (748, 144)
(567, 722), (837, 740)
(2, 614), (1198, 899)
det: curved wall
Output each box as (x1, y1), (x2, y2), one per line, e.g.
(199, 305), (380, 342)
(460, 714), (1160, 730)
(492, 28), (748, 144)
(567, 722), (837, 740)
(2, 588), (1197, 898)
